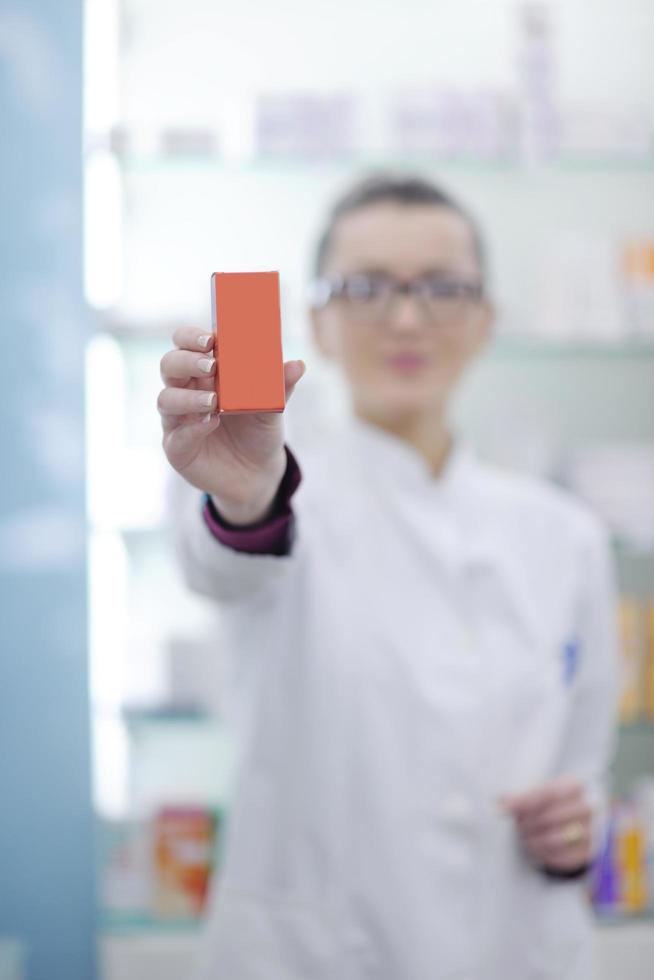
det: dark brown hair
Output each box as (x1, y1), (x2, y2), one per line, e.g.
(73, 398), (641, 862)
(313, 172), (486, 284)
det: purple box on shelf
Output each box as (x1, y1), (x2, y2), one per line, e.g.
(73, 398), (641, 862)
(255, 93), (356, 159)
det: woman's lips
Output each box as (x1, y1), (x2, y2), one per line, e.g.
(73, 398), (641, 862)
(386, 353), (429, 372)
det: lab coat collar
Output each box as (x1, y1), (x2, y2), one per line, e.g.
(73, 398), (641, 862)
(346, 412), (474, 495)
(342, 415), (541, 644)
(345, 416), (505, 561)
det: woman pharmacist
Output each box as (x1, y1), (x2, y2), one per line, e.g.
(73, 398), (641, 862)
(158, 175), (619, 980)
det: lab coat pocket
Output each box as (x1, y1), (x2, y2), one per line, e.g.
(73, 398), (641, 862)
(196, 885), (338, 980)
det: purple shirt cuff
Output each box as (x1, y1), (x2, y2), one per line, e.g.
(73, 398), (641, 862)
(202, 446), (302, 556)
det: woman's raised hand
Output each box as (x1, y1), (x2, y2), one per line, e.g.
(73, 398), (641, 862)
(158, 326), (305, 524)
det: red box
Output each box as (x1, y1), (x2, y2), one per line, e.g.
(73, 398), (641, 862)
(211, 271), (285, 414)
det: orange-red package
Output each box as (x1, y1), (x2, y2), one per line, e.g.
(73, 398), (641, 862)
(211, 271), (285, 413)
(151, 806), (218, 919)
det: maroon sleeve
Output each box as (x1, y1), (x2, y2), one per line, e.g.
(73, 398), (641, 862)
(202, 446), (302, 557)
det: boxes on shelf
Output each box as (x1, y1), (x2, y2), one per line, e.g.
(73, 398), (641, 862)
(618, 598), (654, 725)
(558, 104), (653, 162)
(99, 805), (222, 927)
(254, 93), (356, 160)
(159, 128), (218, 159)
(530, 234), (625, 344)
(563, 445), (654, 554)
(515, 0), (557, 164)
(86, 124), (220, 163)
(390, 88), (520, 162)
(152, 806), (219, 920)
(622, 239), (654, 340)
(529, 234), (654, 344)
(99, 818), (155, 924)
(592, 784), (654, 918)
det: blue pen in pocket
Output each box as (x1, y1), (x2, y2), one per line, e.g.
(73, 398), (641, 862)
(563, 637), (580, 685)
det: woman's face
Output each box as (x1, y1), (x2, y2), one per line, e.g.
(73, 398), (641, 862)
(311, 201), (493, 424)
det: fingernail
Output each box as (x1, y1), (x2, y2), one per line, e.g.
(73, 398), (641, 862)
(201, 412), (214, 424)
(199, 357), (215, 374)
(198, 334), (212, 348)
(202, 391), (216, 408)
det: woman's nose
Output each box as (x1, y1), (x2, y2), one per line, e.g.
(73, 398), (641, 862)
(387, 293), (425, 331)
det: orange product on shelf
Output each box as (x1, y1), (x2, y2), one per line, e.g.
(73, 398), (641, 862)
(615, 803), (649, 913)
(211, 271), (286, 414)
(151, 806), (218, 919)
(646, 600), (654, 722)
(622, 239), (654, 282)
(646, 243), (654, 280)
(618, 597), (644, 724)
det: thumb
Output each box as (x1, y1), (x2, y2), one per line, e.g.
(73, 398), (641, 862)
(284, 359), (306, 403)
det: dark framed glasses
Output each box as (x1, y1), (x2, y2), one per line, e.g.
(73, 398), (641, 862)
(308, 272), (484, 323)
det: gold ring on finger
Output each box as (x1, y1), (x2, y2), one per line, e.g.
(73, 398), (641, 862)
(561, 820), (585, 846)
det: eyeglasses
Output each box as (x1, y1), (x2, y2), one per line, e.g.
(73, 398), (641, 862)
(308, 272), (484, 324)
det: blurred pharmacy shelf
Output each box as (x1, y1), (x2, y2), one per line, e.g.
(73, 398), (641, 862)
(101, 913), (202, 934)
(111, 153), (654, 176)
(98, 154), (654, 334)
(491, 340), (654, 358)
(99, 923), (654, 980)
(620, 722), (654, 736)
(98, 318), (654, 354)
(101, 931), (198, 980)
(114, 711), (654, 739)
(121, 706), (212, 726)
(612, 727), (654, 799)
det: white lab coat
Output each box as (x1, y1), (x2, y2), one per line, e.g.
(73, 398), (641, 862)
(174, 416), (619, 980)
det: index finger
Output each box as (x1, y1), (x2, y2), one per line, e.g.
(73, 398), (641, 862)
(172, 326), (214, 353)
(499, 778), (581, 817)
